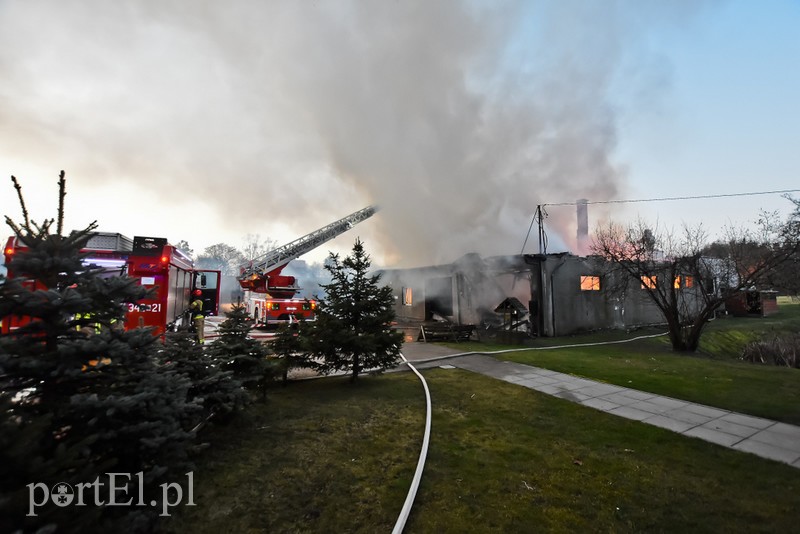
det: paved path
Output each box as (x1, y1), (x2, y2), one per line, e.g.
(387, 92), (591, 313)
(401, 344), (800, 469)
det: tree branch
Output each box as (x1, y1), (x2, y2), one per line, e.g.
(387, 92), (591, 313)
(57, 170), (66, 236)
(10, 175), (31, 231)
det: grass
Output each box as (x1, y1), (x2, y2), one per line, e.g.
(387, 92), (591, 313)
(163, 374), (425, 533)
(161, 304), (800, 532)
(443, 304), (800, 425)
(699, 303), (800, 357)
(164, 371), (800, 533)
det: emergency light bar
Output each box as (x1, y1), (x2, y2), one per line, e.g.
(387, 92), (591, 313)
(82, 258), (127, 269)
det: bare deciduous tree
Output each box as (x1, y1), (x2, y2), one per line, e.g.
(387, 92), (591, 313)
(197, 243), (245, 276)
(241, 233), (277, 263)
(194, 234), (277, 278)
(593, 198), (800, 352)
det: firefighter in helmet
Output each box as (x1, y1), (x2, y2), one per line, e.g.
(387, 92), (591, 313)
(190, 289), (205, 343)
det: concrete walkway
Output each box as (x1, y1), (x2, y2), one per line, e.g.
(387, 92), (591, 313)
(403, 345), (800, 469)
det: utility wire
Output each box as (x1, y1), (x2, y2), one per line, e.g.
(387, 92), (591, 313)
(543, 188), (800, 207)
(521, 188), (799, 255)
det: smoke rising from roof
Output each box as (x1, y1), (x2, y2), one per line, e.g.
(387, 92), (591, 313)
(0, 1), (710, 267)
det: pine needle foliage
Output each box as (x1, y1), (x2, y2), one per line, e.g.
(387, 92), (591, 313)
(159, 331), (248, 425)
(309, 238), (403, 381)
(0, 173), (201, 532)
(208, 303), (277, 400)
(272, 321), (316, 384)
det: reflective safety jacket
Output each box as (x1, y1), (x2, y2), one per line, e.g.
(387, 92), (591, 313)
(190, 299), (204, 319)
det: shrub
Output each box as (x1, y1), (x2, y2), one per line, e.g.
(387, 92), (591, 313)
(741, 334), (800, 368)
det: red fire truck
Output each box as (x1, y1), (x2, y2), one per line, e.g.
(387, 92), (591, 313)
(125, 236), (220, 336)
(1, 232), (220, 337)
(239, 206), (377, 327)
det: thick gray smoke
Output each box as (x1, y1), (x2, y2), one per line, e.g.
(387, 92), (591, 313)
(0, 1), (712, 267)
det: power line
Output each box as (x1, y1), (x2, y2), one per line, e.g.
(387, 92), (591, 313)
(544, 188), (800, 207)
(520, 205), (548, 254)
(522, 188), (800, 255)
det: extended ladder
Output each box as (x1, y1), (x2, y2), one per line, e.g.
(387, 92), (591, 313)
(239, 205), (378, 280)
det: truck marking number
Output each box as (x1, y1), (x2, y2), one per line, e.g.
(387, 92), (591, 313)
(128, 303), (161, 313)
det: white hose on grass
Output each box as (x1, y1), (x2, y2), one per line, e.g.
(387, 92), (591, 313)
(410, 331), (669, 364)
(392, 331), (667, 531)
(392, 353), (432, 534)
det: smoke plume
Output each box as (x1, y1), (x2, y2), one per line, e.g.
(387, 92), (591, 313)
(0, 1), (710, 267)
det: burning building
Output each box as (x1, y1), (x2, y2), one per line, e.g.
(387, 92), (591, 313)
(379, 252), (682, 340)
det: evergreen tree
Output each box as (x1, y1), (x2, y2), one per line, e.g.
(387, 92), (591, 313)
(208, 302), (277, 400)
(159, 331), (248, 425)
(272, 321), (316, 385)
(309, 238), (403, 381)
(0, 173), (202, 532)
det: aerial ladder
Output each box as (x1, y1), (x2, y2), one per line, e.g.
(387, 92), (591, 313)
(237, 206), (378, 325)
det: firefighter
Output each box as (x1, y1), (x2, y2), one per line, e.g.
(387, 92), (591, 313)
(74, 312), (100, 335)
(190, 289), (205, 343)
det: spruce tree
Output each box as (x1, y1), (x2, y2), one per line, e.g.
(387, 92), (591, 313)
(159, 331), (248, 425)
(272, 321), (316, 385)
(0, 173), (201, 532)
(309, 238), (403, 381)
(208, 302), (277, 400)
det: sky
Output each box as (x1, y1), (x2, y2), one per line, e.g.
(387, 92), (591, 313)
(1, 0), (798, 271)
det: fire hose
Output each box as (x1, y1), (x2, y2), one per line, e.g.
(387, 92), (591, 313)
(392, 353), (432, 534)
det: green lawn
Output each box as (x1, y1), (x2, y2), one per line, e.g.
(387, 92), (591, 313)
(164, 371), (800, 533)
(445, 304), (800, 425)
(162, 305), (800, 532)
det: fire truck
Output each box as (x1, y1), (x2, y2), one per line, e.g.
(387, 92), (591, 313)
(238, 206), (377, 327)
(125, 236), (220, 336)
(1, 232), (220, 337)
